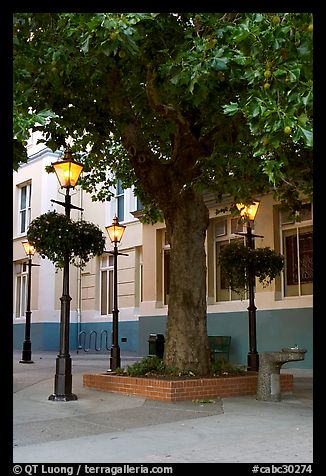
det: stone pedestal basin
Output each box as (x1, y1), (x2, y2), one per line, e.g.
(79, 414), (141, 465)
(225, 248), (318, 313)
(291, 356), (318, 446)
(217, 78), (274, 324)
(256, 347), (307, 401)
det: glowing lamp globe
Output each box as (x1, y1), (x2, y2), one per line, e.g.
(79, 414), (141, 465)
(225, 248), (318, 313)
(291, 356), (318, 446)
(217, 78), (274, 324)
(105, 216), (126, 244)
(52, 148), (83, 189)
(22, 240), (36, 257)
(236, 201), (260, 221)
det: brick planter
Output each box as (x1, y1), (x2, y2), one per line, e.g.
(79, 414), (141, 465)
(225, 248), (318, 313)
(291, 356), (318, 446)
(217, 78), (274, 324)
(83, 372), (293, 402)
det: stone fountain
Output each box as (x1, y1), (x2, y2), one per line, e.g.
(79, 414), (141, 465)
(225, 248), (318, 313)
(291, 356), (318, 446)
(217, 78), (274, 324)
(256, 346), (307, 401)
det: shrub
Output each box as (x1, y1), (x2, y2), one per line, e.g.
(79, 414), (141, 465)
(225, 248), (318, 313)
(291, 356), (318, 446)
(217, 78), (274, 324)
(211, 358), (246, 376)
(125, 356), (166, 376)
(218, 241), (284, 295)
(115, 355), (246, 378)
(27, 210), (106, 268)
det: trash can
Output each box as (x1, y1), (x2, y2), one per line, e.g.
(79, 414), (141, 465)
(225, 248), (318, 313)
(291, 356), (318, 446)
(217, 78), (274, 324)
(148, 333), (165, 359)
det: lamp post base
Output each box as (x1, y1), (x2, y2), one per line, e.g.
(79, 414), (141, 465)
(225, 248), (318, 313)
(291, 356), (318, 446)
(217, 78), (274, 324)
(110, 345), (121, 372)
(20, 342), (34, 364)
(48, 393), (78, 402)
(48, 355), (78, 401)
(247, 352), (259, 372)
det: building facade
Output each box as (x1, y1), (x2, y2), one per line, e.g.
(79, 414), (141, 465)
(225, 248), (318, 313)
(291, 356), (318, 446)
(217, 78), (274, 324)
(13, 140), (313, 369)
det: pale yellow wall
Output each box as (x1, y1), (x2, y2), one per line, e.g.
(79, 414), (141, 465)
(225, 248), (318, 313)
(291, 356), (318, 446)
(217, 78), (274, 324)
(53, 265), (79, 311)
(118, 249), (136, 308)
(142, 223), (165, 303)
(77, 221), (142, 316)
(81, 258), (99, 312)
(13, 161), (40, 237)
(79, 190), (104, 230)
(13, 143), (312, 326)
(206, 219), (216, 305)
(140, 193), (313, 314)
(12, 250), (41, 312)
(13, 150), (59, 319)
(13, 145), (144, 326)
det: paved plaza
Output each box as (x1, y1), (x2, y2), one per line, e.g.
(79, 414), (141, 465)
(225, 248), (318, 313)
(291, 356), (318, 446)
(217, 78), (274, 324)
(13, 351), (313, 464)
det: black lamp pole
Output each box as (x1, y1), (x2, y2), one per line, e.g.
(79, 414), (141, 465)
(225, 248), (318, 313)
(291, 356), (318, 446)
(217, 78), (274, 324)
(236, 223), (261, 372)
(246, 223), (259, 372)
(110, 240), (120, 371)
(48, 149), (84, 401)
(105, 216), (126, 372)
(235, 202), (263, 373)
(19, 253), (39, 364)
(49, 190), (78, 400)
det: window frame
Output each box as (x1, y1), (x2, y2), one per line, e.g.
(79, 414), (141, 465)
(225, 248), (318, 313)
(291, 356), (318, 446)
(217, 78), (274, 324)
(100, 255), (114, 316)
(14, 262), (28, 318)
(115, 179), (125, 222)
(214, 216), (246, 303)
(162, 231), (170, 306)
(18, 182), (32, 235)
(280, 204), (313, 298)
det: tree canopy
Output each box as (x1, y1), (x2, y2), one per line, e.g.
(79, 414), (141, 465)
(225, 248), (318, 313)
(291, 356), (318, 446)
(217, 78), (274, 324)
(13, 12), (313, 373)
(14, 12), (313, 215)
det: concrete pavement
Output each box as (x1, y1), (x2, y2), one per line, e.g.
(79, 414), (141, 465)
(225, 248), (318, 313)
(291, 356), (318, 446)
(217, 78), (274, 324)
(13, 351), (313, 464)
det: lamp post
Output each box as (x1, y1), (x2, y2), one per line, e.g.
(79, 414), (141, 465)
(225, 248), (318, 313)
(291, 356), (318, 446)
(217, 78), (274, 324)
(48, 147), (84, 401)
(236, 201), (263, 372)
(105, 216), (126, 371)
(19, 241), (39, 364)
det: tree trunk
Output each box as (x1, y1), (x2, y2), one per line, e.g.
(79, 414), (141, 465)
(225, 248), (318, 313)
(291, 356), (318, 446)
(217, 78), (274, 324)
(120, 122), (211, 374)
(163, 189), (211, 375)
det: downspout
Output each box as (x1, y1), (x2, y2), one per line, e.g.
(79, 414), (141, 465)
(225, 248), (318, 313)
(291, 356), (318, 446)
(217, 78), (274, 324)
(76, 187), (83, 353)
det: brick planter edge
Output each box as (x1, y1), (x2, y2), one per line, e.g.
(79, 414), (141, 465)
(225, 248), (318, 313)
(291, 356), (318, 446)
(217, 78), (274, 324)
(83, 373), (293, 402)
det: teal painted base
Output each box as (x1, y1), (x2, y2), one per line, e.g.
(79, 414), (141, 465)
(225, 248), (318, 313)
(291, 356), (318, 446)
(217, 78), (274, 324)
(138, 308), (313, 369)
(13, 321), (139, 353)
(13, 308), (313, 369)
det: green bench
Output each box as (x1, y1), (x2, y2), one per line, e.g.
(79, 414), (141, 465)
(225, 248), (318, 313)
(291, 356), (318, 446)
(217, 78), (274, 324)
(208, 336), (231, 362)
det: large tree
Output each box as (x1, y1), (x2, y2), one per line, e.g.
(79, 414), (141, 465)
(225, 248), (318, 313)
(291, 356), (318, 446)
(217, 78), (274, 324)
(13, 13), (313, 374)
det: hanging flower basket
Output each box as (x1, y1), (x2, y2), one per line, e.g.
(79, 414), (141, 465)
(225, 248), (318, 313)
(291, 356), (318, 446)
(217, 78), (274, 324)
(27, 211), (106, 269)
(218, 241), (284, 295)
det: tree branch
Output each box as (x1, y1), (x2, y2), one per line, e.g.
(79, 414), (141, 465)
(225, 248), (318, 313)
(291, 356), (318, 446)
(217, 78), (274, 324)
(199, 114), (244, 156)
(106, 67), (176, 206)
(146, 67), (206, 178)
(146, 67), (187, 130)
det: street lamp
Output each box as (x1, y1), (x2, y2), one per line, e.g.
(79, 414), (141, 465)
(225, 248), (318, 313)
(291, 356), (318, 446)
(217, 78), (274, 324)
(236, 201), (263, 372)
(48, 147), (84, 401)
(19, 241), (39, 364)
(236, 202), (260, 222)
(105, 215), (126, 371)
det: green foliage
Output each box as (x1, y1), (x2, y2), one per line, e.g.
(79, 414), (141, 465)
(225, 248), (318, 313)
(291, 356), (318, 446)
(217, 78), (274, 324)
(211, 358), (246, 376)
(120, 356), (167, 376)
(13, 12), (313, 213)
(13, 13), (312, 374)
(27, 211), (106, 268)
(116, 355), (246, 377)
(13, 109), (58, 170)
(192, 399), (217, 404)
(218, 241), (284, 294)
(117, 356), (197, 377)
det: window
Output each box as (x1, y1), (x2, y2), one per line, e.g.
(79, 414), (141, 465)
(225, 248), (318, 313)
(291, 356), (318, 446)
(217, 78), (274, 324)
(136, 195), (143, 212)
(19, 183), (32, 234)
(281, 204), (313, 297)
(163, 249), (170, 305)
(135, 247), (143, 306)
(100, 255), (114, 315)
(116, 180), (124, 222)
(162, 231), (170, 305)
(215, 217), (245, 302)
(139, 260), (143, 303)
(15, 262), (28, 318)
